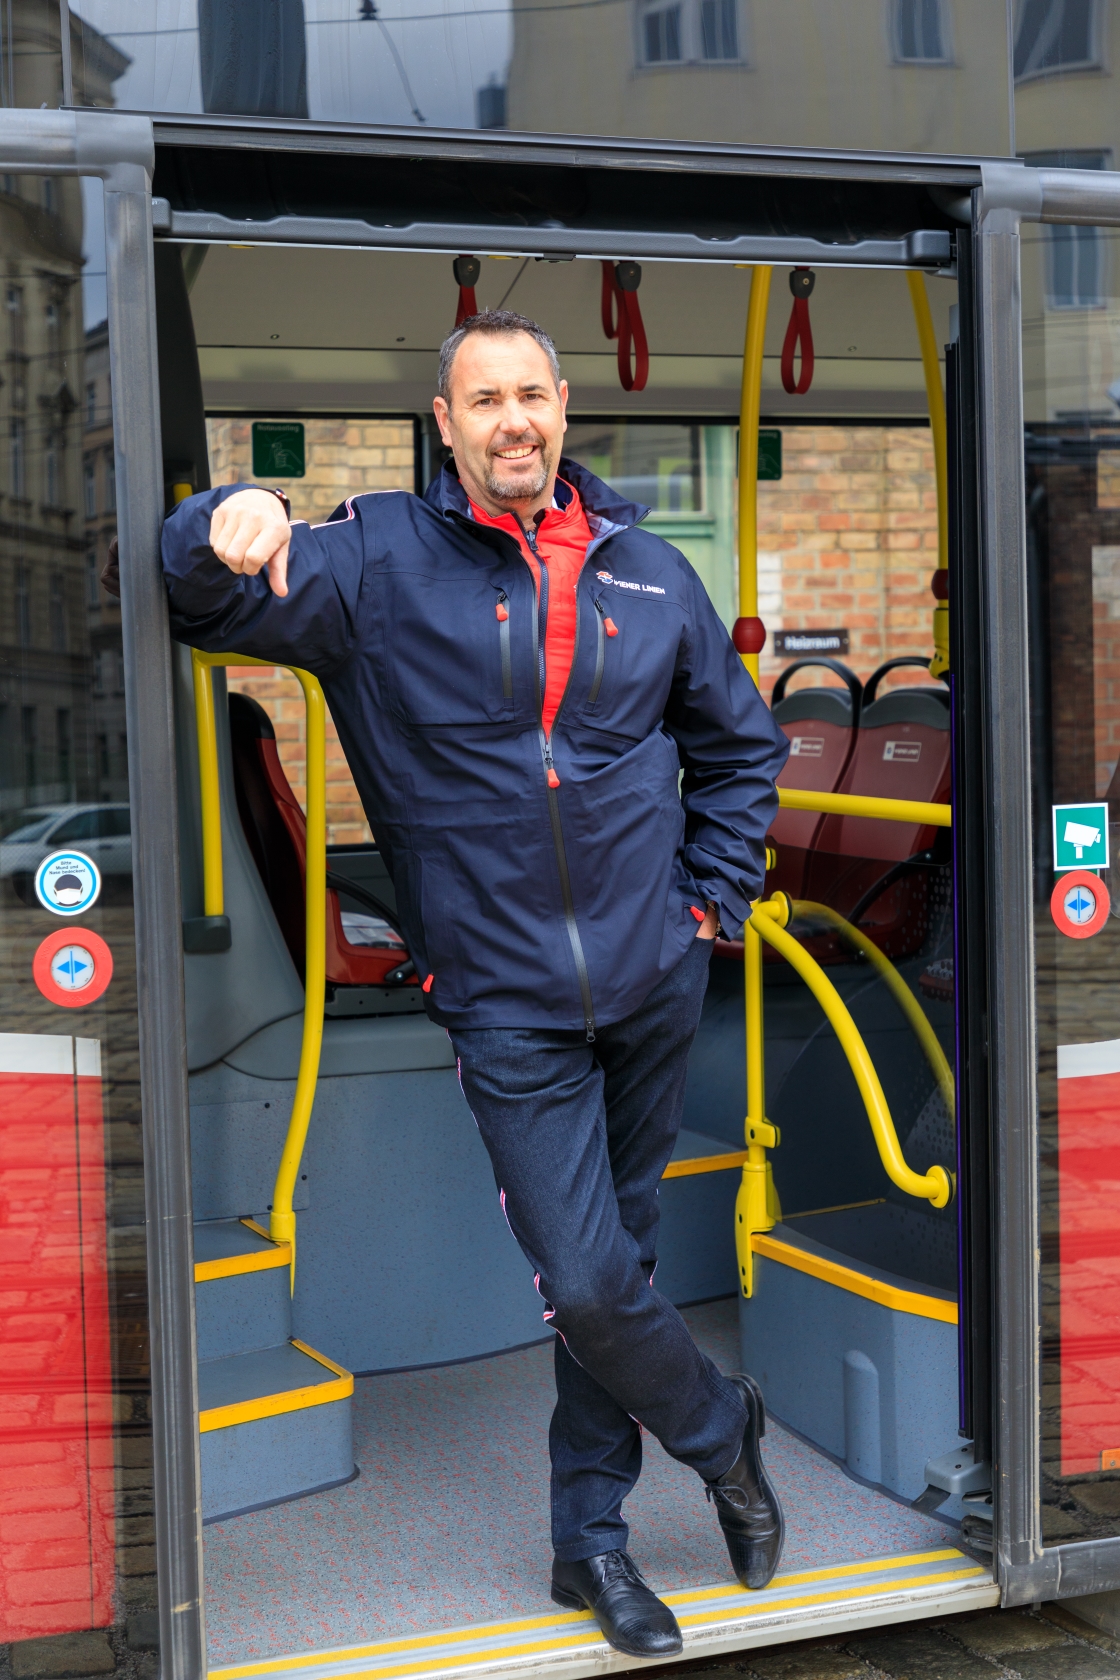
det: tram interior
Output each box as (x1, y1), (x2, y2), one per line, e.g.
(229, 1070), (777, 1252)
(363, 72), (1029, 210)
(161, 237), (974, 1664)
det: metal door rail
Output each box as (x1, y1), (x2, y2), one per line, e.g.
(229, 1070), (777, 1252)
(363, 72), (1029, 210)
(191, 649), (326, 1286)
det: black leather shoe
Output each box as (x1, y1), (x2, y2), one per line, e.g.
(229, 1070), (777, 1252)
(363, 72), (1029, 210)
(706, 1373), (785, 1590)
(551, 1550), (683, 1657)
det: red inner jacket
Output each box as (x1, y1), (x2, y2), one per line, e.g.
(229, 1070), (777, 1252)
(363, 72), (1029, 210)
(469, 480), (592, 739)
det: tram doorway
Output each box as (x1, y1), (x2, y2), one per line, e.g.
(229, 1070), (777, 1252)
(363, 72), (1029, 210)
(152, 216), (993, 1674)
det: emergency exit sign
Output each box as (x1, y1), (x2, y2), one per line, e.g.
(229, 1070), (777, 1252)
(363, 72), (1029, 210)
(758, 429), (782, 480)
(252, 420), (305, 478)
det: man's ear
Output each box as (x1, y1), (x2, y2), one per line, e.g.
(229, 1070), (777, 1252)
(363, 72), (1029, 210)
(433, 395), (454, 449)
(559, 379), (569, 434)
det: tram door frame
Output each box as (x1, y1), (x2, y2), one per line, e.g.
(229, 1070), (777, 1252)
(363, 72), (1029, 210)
(5, 104), (1120, 1676)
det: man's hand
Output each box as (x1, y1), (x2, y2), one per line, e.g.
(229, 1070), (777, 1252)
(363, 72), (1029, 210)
(695, 903), (719, 940)
(209, 489), (291, 598)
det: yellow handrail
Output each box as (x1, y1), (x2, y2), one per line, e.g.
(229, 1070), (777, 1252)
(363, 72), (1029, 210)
(907, 271), (949, 679)
(190, 648), (326, 1289)
(778, 787), (951, 828)
(737, 265), (772, 686)
(752, 894), (952, 1211)
(791, 899), (954, 1116)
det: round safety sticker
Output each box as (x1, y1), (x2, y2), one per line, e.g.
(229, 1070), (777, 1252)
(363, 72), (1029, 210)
(1050, 869), (1111, 940)
(32, 927), (114, 1008)
(34, 850), (101, 917)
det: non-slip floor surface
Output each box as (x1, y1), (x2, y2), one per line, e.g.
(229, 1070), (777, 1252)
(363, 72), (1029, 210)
(202, 1299), (957, 1664)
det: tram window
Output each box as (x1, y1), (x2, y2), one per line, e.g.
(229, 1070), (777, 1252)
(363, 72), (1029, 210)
(1022, 216), (1120, 1543)
(0, 177), (151, 1657)
(206, 415), (415, 843)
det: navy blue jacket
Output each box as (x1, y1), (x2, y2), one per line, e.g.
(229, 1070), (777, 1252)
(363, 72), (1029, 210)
(162, 459), (788, 1035)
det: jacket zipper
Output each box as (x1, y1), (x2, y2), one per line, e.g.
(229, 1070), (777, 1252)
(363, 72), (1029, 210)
(589, 598), (606, 704)
(523, 526), (597, 1042)
(496, 591), (512, 698)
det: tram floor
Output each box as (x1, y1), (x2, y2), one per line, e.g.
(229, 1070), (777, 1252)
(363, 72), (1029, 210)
(202, 1299), (960, 1665)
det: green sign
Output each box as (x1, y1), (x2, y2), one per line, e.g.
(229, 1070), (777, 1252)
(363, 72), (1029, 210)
(1053, 801), (1110, 871)
(252, 420), (305, 479)
(758, 428), (782, 481)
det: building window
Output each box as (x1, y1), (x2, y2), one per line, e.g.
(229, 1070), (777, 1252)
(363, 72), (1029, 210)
(83, 456), (96, 518)
(6, 284), (22, 352)
(638, 0), (742, 64)
(97, 732), (110, 780)
(41, 178), (54, 215)
(1024, 150), (1109, 308)
(85, 381), (96, 426)
(1014, 0), (1099, 80)
(44, 299), (59, 361)
(56, 708), (71, 788)
(44, 432), (59, 508)
(891, 0), (950, 62)
(94, 649), (108, 696)
(86, 549), (100, 606)
(14, 564), (29, 646)
(9, 418), (24, 498)
(105, 453), (115, 512)
(49, 573), (66, 652)
(21, 706), (37, 791)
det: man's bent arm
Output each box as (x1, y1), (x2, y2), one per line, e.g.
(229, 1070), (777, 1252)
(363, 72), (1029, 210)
(664, 566), (790, 939)
(161, 486), (367, 678)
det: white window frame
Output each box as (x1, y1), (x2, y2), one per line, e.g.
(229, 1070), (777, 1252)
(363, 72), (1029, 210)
(1014, 0), (1103, 83)
(635, 0), (746, 68)
(888, 0), (953, 64)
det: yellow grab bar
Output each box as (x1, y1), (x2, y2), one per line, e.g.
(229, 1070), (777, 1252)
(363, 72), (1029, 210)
(778, 787), (951, 828)
(907, 271), (949, 680)
(751, 894), (952, 1211)
(190, 649), (327, 1288)
(791, 899), (954, 1117)
(736, 265), (772, 686)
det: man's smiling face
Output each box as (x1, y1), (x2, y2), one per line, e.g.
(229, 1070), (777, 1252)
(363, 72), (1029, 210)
(433, 331), (569, 519)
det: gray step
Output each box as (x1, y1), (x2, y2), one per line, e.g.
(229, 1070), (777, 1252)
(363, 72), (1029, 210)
(199, 1340), (355, 1523)
(193, 1217), (292, 1361)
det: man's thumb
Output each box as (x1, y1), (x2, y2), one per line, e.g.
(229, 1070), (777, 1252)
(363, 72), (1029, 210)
(268, 543), (289, 599)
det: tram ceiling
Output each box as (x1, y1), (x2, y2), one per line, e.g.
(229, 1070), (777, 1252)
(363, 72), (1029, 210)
(151, 143), (960, 271)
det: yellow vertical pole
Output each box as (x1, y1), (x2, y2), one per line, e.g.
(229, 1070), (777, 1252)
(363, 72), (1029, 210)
(736, 265), (772, 687)
(734, 266), (777, 1297)
(191, 650), (224, 918)
(269, 669), (327, 1291)
(906, 271), (949, 678)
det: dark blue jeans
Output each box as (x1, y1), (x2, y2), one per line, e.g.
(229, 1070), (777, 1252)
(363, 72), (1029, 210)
(450, 936), (747, 1561)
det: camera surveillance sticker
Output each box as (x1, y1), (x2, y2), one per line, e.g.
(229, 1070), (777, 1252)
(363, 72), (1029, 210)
(1053, 804), (1110, 873)
(35, 850), (102, 916)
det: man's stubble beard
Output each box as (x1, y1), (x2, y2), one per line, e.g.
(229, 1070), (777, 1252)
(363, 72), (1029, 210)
(482, 435), (553, 503)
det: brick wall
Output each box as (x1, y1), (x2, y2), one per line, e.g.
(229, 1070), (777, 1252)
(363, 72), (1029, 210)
(206, 418), (414, 843)
(757, 425), (940, 703)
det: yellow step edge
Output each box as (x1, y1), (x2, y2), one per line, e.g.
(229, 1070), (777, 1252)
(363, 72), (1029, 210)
(662, 1150), (749, 1179)
(194, 1218), (292, 1284)
(199, 1339), (353, 1435)
(210, 1549), (972, 1679)
(752, 1232), (958, 1325)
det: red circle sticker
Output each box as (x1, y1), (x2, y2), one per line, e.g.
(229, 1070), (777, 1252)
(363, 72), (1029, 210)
(32, 927), (114, 1007)
(1050, 870), (1111, 940)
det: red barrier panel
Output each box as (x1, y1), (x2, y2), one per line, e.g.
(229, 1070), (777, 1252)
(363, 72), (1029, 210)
(0, 1033), (114, 1639)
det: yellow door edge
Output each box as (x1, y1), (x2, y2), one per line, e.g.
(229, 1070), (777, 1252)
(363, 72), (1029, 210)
(199, 1343), (354, 1434)
(751, 1233), (958, 1324)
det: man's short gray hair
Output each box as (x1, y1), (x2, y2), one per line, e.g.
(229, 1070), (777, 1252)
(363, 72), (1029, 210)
(438, 309), (561, 405)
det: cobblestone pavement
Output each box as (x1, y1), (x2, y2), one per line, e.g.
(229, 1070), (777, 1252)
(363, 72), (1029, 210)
(627, 1604), (1120, 1680)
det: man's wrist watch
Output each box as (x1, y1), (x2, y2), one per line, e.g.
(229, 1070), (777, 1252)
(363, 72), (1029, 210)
(265, 487), (292, 521)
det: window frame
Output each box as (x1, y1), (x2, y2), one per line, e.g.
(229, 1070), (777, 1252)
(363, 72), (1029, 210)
(634, 0), (746, 69)
(1014, 0), (1103, 84)
(888, 0), (953, 65)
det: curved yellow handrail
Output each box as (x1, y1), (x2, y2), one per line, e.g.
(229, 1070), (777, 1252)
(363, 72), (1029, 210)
(737, 265), (772, 686)
(751, 895), (952, 1210)
(791, 899), (954, 1117)
(778, 787), (951, 828)
(190, 649), (326, 1289)
(907, 271), (949, 679)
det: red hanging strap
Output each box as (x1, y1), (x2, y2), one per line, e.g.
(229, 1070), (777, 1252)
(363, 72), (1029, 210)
(780, 267), (815, 395)
(453, 254), (480, 328)
(611, 262), (649, 393)
(600, 260), (619, 339)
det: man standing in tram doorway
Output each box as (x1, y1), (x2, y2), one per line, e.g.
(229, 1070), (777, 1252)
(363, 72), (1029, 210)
(162, 310), (789, 1660)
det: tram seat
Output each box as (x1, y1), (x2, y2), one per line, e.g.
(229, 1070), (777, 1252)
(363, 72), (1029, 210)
(800, 661), (950, 961)
(766, 657), (862, 903)
(228, 692), (414, 991)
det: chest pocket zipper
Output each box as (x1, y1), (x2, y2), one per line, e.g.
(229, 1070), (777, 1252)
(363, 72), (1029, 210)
(589, 599), (619, 704)
(496, 592), (512, 699)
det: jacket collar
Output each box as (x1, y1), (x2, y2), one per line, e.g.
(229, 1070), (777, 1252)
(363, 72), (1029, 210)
(425, 455), (649, 533)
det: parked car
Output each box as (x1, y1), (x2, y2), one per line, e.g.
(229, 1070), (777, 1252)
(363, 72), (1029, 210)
(0, 803), (132, 903)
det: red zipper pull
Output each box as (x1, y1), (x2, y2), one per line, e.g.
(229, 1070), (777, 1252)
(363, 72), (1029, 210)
(690, 905), (705, 923)
(496, 599), (509, 621)
(603, 617), (618, 638)
(544, 741), (561, 788)
(422, 973), (434, 993)
(547, 768), (560, 788)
